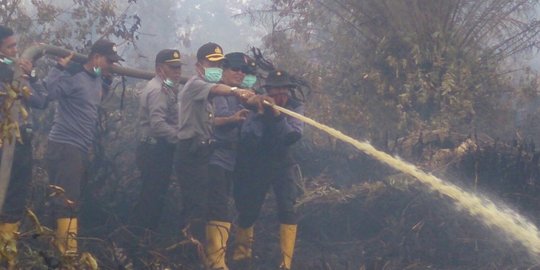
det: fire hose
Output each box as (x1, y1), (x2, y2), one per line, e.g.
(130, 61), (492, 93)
(1, 44), (188, 210)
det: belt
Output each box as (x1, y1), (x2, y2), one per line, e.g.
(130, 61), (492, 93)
(179, 137), (216, 145)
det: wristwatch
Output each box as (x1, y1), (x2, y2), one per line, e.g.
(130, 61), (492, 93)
(230, 87), (238, 95)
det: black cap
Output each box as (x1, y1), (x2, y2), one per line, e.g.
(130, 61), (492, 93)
(196, 42), (225, 62)
(91, 39), (124, 62)
(224, 52), (247, 68)
(263, 70), (296, 88)
(156, 49), (183, 67)
(223, 52), (257, 75)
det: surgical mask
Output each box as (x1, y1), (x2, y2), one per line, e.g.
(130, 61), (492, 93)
(0, 57), (13, 65)
(93, 66), (102, 76)
(241, 74), (257, 88)
(163, 78), (174, 88)
(204, 67), (223, 83)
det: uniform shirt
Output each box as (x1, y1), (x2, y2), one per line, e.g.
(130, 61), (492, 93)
(137, 76), (181, 143)
(209, 95), (243, 171)
(44, 65), (102, 153)
(177, 75), (215, 140)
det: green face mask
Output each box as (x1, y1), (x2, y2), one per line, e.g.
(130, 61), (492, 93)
(241, 74), (257, 88)
(93, 66), (102, 76)
(204, 67), (223, 83)
(0, 57), (14, 65)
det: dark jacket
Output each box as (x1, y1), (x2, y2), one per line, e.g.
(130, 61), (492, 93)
(239, 98), (304, 165)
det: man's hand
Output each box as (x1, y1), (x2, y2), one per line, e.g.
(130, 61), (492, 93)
(246, 95), (280, 116)
(58, 52), (75, 68)
(18, 59), (33, 76)
(233, 88), (255, 103)
(262, 96), (280, 117)
(231, 109), (250, 123)
(246, 95), (266, 114)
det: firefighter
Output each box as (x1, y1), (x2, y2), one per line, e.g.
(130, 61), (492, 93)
(205, 52), (256, 269)
(174, 42), (255, 267)
(233, 70), (304, 270)
(43, 39), (123, 256)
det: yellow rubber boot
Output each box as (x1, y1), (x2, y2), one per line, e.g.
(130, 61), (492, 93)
(279, 224), (297, 270)
(0, 222), (19, 269)
(56, 218), (78, 256)
(232, 226), (253, 261)
(205, 221), (231, 270)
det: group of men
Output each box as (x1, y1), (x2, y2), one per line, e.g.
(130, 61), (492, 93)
(0, 24), (305, 270)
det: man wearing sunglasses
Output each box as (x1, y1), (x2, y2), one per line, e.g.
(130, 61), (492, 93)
(205, 52), (255, 270)
(233, 70), (304, 270)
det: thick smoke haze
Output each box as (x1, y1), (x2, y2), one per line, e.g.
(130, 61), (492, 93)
(127, 0), (265, 74)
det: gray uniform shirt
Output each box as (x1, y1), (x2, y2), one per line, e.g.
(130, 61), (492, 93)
(138, 76), (181, 143)
(177, 75), (215, 140)
(44, 66), (102, 152)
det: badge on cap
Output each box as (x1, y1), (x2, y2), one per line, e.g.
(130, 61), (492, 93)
(276, 71), (282, 76)
(173, 51), (180, 59)
(214, 47), (222, 54)
(112, 45), (117, 52)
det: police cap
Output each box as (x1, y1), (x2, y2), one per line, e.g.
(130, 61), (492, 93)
(196, 42), (225, 62)
(156, 49), (183, 67)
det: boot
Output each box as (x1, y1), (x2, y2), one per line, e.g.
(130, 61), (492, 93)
(232, 226), (253, 262)
(0, 222), (19, 269)
(205, 221), (231, 270)
(279, 224), (297, 270)
(56, 218), (78, 256)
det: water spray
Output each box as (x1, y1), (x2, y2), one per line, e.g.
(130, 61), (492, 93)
(263, 100), (540, 261)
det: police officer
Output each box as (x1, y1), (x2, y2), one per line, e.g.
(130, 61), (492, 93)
(233, 70), (304, 270)
(0, 24), (47, 268)
(174, 42), (255, 267)
(131, 49), (183, 233)
(206, 52), (256, 269)
(44, 39), (123, 256)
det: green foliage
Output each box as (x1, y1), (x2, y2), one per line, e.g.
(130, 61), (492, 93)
(1, 0), (140, 50)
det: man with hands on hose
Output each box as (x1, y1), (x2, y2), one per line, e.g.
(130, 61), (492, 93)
(174, 42), (257, 268)
(43, 39), (123, 257)
(233, 70), (304, 270)
(205, 52), (256, 270)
